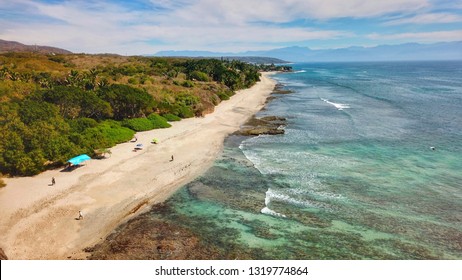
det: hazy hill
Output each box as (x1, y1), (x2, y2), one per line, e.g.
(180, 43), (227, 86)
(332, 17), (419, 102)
(156, 41), (462, 62)
(150, 52), (288, 64)
(0, 39), (72, 54)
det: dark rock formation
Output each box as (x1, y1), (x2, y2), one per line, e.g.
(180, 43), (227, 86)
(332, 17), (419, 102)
(273, 83), (294, 94)
(87, 204), (235, 260)
(0, 248), (8, 260)
(235, 115), (286, 136)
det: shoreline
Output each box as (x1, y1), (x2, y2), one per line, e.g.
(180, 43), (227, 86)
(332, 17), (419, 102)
(0, 72), (277, 260)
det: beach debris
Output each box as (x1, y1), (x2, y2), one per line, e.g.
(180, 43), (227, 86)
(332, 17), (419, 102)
(134, 143), (143, 151)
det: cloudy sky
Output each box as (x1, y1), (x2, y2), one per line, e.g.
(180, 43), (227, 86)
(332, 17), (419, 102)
(1, 0), (461, 54)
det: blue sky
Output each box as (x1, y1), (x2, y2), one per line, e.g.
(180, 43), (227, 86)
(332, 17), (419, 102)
(1, 0), (461, 54)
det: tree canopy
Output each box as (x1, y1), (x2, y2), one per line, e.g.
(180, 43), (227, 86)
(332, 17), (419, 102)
(0, 53), (280, 176)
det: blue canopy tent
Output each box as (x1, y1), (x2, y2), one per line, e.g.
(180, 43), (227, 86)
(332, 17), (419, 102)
(67, 154), (91, 165)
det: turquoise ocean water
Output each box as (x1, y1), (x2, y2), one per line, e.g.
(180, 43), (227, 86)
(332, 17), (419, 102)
(94, 61), (462, 259)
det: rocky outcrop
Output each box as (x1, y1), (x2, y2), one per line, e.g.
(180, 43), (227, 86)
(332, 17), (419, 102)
(235, 116), (286, 136)
(0, 248), (8, 260)
(87, 204), (228, 260)
(272, 83), (294, 94)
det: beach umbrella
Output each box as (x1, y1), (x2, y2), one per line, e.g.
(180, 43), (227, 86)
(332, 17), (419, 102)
(67, 154), (91, 165)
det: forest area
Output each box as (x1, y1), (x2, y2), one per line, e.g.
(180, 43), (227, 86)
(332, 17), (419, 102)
(0, 52), (265, 178)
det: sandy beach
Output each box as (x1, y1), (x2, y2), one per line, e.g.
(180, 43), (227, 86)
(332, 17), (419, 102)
(0, 73), (276, 260)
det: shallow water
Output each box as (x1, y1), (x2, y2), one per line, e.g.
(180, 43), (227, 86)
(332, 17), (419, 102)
(91, 61), (462, 259)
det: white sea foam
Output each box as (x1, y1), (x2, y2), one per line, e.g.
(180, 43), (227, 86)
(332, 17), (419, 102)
(315, 191), (345, 200)
(267, 188), (318, 208)
(285, 187), (344, 200)
(321, 98), (350, 110)
(261, 188), (287, 218)
(243, 152), (282, 175)
(292, 70), (307, 73)
(264, 190), (271, 206)
(240, 141), (284, 175)
(261, 207), (287, 218)
(286, 82), (307, 87)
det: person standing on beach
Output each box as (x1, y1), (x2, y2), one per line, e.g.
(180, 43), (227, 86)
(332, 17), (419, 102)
(51, 177), (55, 186)
(78, 211), (84, 220)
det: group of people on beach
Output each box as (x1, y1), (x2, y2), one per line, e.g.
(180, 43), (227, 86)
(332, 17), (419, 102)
(48, 138), (175, 223)
(49, 154), (173, 223)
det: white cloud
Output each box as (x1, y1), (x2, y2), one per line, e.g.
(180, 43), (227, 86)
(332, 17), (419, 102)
(0, 0), (356, 54)
(292, 0), (430, 19)
(158, 0), (431, 25)
(1, 0), (458, 54)
(0, 0), (150, 53)
(368, 30), (462, 42)
(27, 0), (143, 28)
(134, 24), (350, 51)
(385, 13), (462, 25)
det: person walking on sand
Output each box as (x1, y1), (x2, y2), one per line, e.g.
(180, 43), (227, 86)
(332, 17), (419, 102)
(78, 210), (84, 220)
(170, 155), (174, 162)
(51, 177), (55, 186)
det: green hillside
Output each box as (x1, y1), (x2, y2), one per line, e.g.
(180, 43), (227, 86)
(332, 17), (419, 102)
(0, 52), (262, 176)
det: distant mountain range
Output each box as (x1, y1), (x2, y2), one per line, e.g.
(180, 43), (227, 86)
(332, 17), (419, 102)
(2, 38), (460, 62)
(146, 55), (288, 64)
(0, 39), (72, 54)
(156, 41), (462, 62)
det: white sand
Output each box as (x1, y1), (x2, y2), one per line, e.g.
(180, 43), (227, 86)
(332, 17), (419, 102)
(0, 73), (276, 259)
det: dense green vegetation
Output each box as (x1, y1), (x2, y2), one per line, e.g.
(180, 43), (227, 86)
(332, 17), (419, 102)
(122, 114), (171, 132)
(0, 53), (264, 176)
(161, 113), (181, 122)
(257, 63), (293, 72)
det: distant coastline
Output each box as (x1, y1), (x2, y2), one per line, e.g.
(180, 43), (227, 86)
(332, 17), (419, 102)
(155, 41), (462, 62)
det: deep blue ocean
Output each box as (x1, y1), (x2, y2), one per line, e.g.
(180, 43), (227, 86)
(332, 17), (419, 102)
(94, 61), (462, 259)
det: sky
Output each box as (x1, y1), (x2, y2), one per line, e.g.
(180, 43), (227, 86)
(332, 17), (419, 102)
(1, 0), (462, 55)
